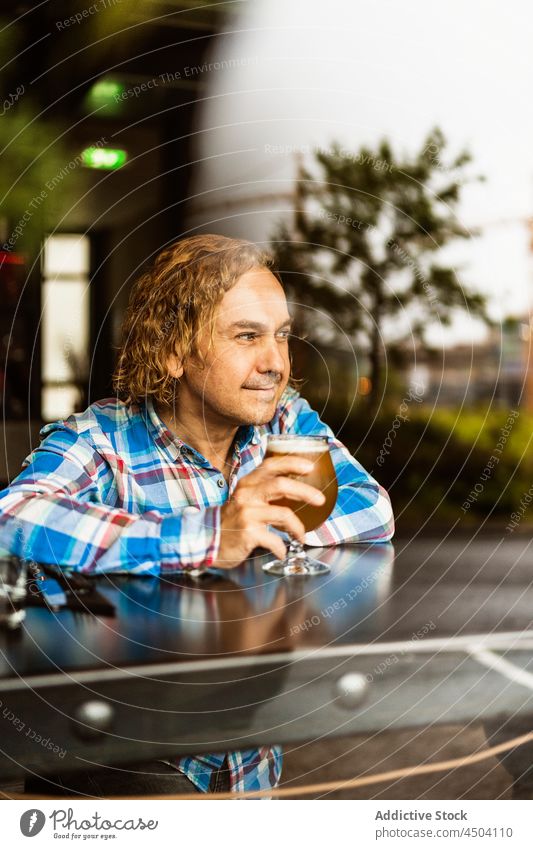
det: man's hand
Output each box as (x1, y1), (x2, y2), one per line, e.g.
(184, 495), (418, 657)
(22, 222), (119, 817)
(212, 455), (326, 569)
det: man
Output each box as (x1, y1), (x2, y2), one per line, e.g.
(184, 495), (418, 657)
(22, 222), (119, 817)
(0, 234), (394, 797)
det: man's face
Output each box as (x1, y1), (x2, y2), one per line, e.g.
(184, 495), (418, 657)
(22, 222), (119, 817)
(175, 267), (292, 427)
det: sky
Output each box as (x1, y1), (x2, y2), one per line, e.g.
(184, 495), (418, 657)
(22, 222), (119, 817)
(190, 0), (533, 345)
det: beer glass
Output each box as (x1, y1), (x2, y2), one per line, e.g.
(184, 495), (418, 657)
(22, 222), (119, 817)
(262, 434), (338, 576)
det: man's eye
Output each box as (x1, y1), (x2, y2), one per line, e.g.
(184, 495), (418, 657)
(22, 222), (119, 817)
(235, 330), (290, 341)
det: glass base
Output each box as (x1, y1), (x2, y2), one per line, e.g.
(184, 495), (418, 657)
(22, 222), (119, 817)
(262, 556), (331, 576)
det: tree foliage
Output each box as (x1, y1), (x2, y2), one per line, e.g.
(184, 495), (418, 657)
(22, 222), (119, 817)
(271, 128), (488, 406)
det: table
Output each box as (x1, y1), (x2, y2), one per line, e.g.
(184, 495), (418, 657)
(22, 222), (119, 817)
(1, 535), (533, 781)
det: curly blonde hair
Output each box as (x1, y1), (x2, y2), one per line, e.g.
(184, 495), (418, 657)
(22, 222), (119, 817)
(113, 234), (275, 407)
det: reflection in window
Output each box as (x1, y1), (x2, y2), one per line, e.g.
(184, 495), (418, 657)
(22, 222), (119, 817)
(42, 235), (90, 421)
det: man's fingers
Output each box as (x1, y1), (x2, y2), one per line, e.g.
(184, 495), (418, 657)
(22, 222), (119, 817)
(253, 527), (287, 561)
(225, 503), (305, 543)
(254, 504), (306, 543)
(264, 476), (325, 506)
(245, 455), (315, 481)
(233, 457), (324, 508)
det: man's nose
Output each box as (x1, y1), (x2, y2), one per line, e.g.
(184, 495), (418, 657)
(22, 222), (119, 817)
(256, 334), (287, 375)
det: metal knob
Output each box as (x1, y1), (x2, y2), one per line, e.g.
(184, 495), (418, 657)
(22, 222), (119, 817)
(72, 699), (114, 740)
(334, 672), (369, 708)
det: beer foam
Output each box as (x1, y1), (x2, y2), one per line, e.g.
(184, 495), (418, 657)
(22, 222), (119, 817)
(266, 436), (328, 454)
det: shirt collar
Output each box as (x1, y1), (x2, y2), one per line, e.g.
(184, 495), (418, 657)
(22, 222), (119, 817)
(235, 423), (262, 451)
(142, 396), (185, 463)
(142, 397), (261, 465)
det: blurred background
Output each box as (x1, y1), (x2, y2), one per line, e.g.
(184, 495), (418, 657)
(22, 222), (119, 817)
(2, 0), (533, 534)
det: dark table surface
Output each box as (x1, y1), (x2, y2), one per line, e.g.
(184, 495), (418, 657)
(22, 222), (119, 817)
(2, 536), (533, 780)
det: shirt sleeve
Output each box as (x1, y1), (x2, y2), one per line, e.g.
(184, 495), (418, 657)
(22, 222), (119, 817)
(279, 390), (394, 545)
(0, 425), (221, 574)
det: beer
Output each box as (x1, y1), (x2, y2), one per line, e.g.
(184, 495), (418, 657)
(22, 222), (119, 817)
(265, 435), (338, 531)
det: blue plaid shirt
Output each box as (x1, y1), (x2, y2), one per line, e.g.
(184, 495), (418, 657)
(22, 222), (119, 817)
(0, 386), (393, 794)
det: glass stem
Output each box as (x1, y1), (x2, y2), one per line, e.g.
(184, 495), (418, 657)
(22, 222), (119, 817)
(287, 536), (307, 563)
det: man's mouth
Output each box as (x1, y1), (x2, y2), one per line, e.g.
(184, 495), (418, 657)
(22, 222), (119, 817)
(242, 385), (278, 398)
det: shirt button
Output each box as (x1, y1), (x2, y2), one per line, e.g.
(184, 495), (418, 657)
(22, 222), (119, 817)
(217, 478), (226, 488)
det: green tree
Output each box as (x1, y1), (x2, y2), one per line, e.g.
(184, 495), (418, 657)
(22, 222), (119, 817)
(271, 128), (488, 409)
(0, 22), (76, 255)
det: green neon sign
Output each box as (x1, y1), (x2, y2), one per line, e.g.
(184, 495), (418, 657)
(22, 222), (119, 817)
(85, 79), (125, 114)
(81, 147), (127, 170)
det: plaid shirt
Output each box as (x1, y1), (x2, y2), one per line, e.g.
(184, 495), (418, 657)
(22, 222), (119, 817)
(0, 386), (393, 794)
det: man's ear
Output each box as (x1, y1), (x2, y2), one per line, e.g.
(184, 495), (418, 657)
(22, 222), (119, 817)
(166, 353), (184, 380)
